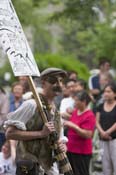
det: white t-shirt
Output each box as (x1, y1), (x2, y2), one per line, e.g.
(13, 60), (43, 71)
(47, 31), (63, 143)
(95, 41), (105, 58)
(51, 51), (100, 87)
(60, 97), (75, 113)
(0, 152), (16, 175)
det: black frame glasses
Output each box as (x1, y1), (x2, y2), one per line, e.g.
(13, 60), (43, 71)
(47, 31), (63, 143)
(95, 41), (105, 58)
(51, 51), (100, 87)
(46, 77), (63, 84)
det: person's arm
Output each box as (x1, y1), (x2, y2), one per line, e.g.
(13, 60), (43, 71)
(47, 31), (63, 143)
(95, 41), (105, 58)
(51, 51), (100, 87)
(106, 123), (116, 135)
(0, 95), (9, 123)
(5, 99), (56, 141)
(58, 118), (68, 153)
(90, 89), (100, 96)
(60, 112), (71, 120)
(96, 112), (104, 134)
(5, 121), (55, 141)
(64, 120), (93, 138)
(4, 99), (37, 131)
(96, 112), (111, 140)
(10, 140), (17, 164)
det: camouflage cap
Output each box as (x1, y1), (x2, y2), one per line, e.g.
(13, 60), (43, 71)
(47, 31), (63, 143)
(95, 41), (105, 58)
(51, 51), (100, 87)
(40, 67), (67, 79)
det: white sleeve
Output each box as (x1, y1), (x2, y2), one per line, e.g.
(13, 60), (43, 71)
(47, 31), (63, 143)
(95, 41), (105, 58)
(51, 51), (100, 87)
(59, 99), (67, 113)
(59, 118), (68, 143)
(4, 99), (37, 130)
(88, 75), (94, 89)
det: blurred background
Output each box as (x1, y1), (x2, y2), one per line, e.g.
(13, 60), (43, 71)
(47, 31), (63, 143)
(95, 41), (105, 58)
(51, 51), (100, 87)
(0, 2), (116, 175)
(0, 0), (116, 84)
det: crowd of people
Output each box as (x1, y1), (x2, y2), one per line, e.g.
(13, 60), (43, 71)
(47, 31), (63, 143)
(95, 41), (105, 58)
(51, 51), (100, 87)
(0, 58), (116, 175)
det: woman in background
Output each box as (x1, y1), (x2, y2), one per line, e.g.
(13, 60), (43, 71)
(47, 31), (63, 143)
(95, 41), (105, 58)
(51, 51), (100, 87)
(96, 82), (116, 175)
(9, 82), (24, 112)
(64, 91), (96, 175)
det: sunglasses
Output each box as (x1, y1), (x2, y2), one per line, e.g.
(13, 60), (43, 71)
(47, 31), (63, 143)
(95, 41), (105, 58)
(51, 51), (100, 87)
(46, 77), (63, 84)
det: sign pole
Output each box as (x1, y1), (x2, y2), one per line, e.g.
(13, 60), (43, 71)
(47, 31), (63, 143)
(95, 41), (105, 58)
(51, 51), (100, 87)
(27, 76), (48, 123)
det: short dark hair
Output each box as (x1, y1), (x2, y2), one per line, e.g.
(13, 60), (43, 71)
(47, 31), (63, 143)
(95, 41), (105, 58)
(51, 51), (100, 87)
(68, 70), (78, 76)
(11, 82), (23, 92)
(104, 82), (116, 93)
(98, 57), (110, 67)
(76, 79), (87, 89)
(74, 90), (91, 105)
(65, 79), (76, 85)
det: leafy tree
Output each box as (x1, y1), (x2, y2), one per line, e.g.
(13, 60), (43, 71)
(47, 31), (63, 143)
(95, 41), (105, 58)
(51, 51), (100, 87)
(12, 0), (52, 53)
(83, 23), (116, 67)
(51, 0), (116, 68)
(9, 0), (116, 70)
(35, 53), (90, 80)
(0, 53), (90, 85)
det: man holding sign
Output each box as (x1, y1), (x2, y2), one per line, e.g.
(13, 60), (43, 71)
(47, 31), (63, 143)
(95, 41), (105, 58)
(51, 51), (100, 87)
(4, 67), (68, 175)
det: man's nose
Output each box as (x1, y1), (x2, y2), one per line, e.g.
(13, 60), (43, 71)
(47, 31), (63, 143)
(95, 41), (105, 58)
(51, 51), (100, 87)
(55, 79), (63, 86)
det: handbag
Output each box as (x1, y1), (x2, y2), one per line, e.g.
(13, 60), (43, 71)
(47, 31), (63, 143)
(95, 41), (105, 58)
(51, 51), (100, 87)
(16, 159), (38, 175)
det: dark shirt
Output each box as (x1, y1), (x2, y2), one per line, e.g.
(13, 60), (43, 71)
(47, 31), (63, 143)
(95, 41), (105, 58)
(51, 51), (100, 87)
(9, 94), (23, 112)
(91, 75), (101, 102)
(91, 75), (100, 90)
(97, 103), (116, 139)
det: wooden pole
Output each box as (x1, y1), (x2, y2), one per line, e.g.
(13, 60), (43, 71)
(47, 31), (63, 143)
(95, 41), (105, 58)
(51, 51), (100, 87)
(28, 76), (48, 123)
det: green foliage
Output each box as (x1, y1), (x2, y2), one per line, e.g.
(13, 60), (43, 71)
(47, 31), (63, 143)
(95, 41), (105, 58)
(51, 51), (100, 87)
(51, 0), (116, 68)
(90, 23), (116, 66)
(0, 54), (89, 84)
(35, 53), (90, 80)
(51, 0), (101, 28)
(12, 0), (53, 54)
(76, 23), (116, 67)
(12, 0), (35, 26)
(2, 0), (116, 78)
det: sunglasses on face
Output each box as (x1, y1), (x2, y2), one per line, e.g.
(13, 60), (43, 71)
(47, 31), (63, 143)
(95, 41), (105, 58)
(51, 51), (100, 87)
(46, 77), (63, 84)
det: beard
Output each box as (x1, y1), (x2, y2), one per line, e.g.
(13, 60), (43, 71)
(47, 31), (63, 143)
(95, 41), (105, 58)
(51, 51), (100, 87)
(52, 86), (62, 93)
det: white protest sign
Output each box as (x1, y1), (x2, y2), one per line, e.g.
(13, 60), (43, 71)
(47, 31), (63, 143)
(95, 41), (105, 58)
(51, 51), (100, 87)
(0, 0), (40, 76)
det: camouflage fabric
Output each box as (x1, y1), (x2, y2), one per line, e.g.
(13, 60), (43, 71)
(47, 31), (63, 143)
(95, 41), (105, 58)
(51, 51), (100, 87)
(16, 94), (61, 171)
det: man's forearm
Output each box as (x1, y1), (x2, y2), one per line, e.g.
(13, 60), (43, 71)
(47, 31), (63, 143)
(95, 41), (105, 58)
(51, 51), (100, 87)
(6, 126), (45, 141)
